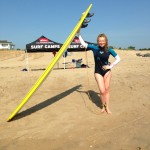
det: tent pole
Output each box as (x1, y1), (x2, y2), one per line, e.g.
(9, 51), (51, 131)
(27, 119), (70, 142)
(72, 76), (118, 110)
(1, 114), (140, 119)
(64, 57), (66, 69)
(25, 49), (29, 72)
(57, 61), (59, 69)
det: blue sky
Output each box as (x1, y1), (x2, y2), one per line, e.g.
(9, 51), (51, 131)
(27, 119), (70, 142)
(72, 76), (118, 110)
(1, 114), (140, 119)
(0, 0), (150, 49)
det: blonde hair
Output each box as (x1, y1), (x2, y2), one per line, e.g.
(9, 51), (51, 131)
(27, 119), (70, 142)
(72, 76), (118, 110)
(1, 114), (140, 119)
(97, 33), (108, 52)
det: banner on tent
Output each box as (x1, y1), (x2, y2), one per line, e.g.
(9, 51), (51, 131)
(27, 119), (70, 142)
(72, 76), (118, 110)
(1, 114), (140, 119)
(30, 44), (61, 49)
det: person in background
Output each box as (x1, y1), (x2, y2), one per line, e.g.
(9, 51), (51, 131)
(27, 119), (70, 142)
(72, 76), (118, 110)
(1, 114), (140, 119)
(52, 51), (56, 57)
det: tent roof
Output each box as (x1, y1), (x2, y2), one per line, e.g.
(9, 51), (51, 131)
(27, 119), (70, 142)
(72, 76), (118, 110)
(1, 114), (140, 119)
(26, 35), (96, 53)
(26, 35), (62, 52)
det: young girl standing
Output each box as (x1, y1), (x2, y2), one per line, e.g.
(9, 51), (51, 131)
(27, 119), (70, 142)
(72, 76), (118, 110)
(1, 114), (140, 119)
(77, 32), (121, 114)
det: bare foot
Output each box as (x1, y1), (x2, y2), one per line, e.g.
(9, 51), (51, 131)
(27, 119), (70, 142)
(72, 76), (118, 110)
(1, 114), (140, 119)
(101, 107), (106, 113)
(106, 107), (112, 114)
(101, 104), (106, 113)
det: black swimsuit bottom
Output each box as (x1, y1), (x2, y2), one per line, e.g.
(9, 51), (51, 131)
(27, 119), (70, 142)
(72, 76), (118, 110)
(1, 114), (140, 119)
(95, 67), (110, 77)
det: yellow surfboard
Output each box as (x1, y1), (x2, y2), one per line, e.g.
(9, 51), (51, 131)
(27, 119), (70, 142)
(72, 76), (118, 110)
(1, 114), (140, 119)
(7, 4), (93, 122)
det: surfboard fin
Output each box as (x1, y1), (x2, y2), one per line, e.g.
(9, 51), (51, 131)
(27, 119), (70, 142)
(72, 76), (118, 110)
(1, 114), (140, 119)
(81, 13), (94, 28)
(81, 23), (88, 28)
(83, 19), (91, 23)
(86, 13), (94, 18)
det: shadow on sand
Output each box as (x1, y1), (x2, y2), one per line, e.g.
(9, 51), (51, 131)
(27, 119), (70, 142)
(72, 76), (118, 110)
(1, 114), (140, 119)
(77, 90), (103, 109)
(12, 85), (82, 121)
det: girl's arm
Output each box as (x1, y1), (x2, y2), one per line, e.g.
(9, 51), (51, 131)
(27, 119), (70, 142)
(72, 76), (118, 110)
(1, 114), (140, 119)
(109, 55), (121, 69)
(76, 33), (88, 48)
(103, 55), (120, 70)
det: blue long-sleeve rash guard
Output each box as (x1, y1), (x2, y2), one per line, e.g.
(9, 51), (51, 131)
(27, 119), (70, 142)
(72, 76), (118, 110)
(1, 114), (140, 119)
(87, 44), (117, 69)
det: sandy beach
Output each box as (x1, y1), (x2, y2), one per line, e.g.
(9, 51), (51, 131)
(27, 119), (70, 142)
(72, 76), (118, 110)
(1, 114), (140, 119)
(0, 49), (150, 150)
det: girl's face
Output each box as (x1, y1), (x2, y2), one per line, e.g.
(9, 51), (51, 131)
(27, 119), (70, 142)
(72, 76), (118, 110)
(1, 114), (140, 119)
(98, 37), (106, 47)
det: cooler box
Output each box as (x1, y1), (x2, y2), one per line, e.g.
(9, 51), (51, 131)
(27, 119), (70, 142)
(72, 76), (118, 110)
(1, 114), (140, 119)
(76, 62), (82, 68)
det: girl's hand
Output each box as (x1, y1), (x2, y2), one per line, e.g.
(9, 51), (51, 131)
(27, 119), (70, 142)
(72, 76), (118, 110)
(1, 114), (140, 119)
(102, 65), (111, 70)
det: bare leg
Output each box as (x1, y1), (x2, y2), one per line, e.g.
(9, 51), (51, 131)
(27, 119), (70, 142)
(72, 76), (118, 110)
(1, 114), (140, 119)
(94, 73), (106, 113)
(104, 71), (112, 114)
